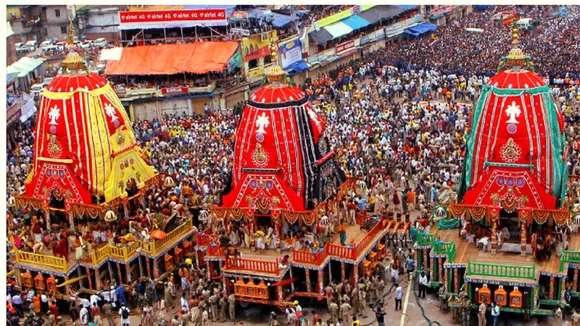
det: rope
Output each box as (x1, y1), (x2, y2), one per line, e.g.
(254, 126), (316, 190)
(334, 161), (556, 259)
(413, 272), (443, 326)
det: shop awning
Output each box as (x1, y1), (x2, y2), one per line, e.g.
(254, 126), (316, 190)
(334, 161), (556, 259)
(341, 15), (371, 30)
(324, 21), (353, 39)
(358, 5), (407, 24)
(19, 98), (36, 123)
(285, 60), (309, 73)
(404, 22), (437, 36)
(308, 28), (334, 44)
(105, 42), (239, 75)
(7, 57), (44, 78)
(271, 12), (297, 28)
(397, 5), (419, 10)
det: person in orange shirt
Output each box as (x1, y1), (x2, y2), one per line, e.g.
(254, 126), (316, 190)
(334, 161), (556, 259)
(338, 222), (347, 246)
(33, 294), (41, 314)
(407, 189), (416, 211)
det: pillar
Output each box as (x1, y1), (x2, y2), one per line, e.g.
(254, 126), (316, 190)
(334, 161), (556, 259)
(353, 263), (359, 285)
(116, 263), (123, 285)
(423, 249), (428, 269)
(521, 221), (527, 257)
(444, 266), (449, 292)
(153, 259), (160, 279)
(305, 269), (312, 293)
(574, 268), (579, 292)
(123, 201), (129, 219)
(415, 249), (419, 270)
(439, 258), (444, 283)
(78, 269), (85, 288)
(225, 277), (231, 294)
(329, 262), (333, 284)
(126, 265), (132, 285)
(454, 269), (459, 294)
(431, 257), (436, 281)
(289, 268), (295, 292)
(195, 250), (201, 269)
(318, 270), (324, 296)
(94, 269), (100, 290)
(207, 262), (214, 280)
(561, 277), (566, 302)
(146, 257), (152, 278)
(64, 276), (71, 297)
(44, 207), (51, 232)
(85, 267), (93, 289)
(107, 261), (114, 285)
(341, 262), (346, 283)
(276, 285), (283, 302)
(490, 221), (497, 256)
(549, 276), (555, 300)
(15, 269), (21, 288)
(274, 218), (281, 249)
(139, 256), (144, 278)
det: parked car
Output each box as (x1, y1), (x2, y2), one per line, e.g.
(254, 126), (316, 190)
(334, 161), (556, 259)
(30, 83), (46, 99)
(23, 40), (38, 50)
(42, 77), (55, 86)
(92, 38), (108, 48)
(15, 42), (33, 54)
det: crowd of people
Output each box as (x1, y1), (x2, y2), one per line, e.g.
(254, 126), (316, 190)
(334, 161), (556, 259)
(5, 5), (580, 326)
(386, 5), (580, 79)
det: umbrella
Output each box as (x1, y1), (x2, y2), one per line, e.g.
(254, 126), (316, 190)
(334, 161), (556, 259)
(150, 230), (167, 240)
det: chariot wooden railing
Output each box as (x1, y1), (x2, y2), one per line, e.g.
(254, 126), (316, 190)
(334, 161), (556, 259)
(15, 250), (68, 272)
(225, 257), (280, 275)
(292, 243), (329, 265)
(141, 219), (193, 256)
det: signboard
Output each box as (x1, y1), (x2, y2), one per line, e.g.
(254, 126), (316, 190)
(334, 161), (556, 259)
(241, 30), (278, 62)
(279, 38), (303, 70)
(429, 5), (452, 19)
(336, 40), (355, 54)
(316, 5), (375, 28)
(247, 67), (265, 79)
(230, 28), (250, 37)
(227, 51), (242, 73)
(350, 5), (362, 15)
(118, 9), (227, 28)
(161, 86), (189, 95)
(230, 11), (248, 20)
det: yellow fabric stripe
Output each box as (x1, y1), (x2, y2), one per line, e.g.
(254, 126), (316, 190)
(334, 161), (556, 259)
(42, 81), (112, 99)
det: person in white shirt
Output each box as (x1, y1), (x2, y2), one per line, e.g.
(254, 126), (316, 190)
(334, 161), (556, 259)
(101, 290), (111, 303)
(79, 305), (89, 325)
(90, 293), (101, 308)
(119, 305), (131, 326)
(418, 272), (428, 299)
(395, 283), (403, 311)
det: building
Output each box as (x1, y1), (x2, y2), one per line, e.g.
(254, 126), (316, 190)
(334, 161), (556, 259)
(7, 5), (72, 42)
(78, 6), (124, 42)
(6, 22), (17, 65)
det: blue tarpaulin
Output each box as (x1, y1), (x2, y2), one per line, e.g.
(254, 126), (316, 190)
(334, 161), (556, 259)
(285, 60), (309, 73)
(404, 22), (437, 36)
(271, 12), (298, 28)
(397, 5), (419, 10)
(341, 15), (371, 31)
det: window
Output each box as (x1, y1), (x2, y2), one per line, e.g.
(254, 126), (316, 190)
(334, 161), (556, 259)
(248, 59), (258, 70)
(55, 9), (61, 17)
(60, 25), (67, 34)
(264, 55), (272, 65)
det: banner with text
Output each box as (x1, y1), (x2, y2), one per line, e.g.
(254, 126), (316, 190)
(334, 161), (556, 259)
(279, 38), (303, 70)
(118, 9), (228, 29)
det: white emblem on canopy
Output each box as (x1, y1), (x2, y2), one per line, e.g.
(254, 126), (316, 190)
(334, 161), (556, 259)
(505, 101), (521, 124)
(255, 112), (270, 134)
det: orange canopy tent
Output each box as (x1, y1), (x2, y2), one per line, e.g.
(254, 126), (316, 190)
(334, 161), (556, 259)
(105, 42), (239, 75)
